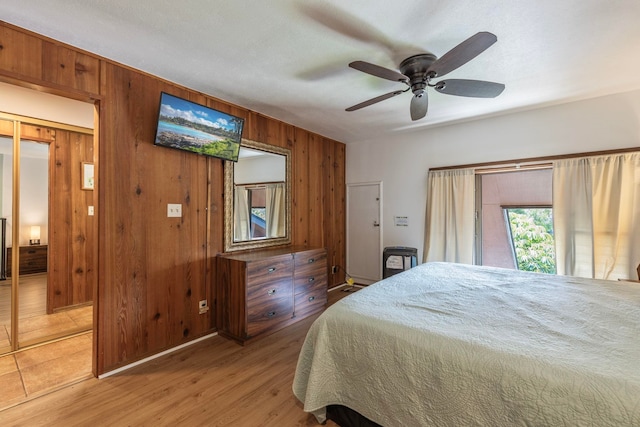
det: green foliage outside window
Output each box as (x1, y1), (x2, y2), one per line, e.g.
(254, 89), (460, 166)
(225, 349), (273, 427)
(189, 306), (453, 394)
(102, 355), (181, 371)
(506, 208), (556, 274)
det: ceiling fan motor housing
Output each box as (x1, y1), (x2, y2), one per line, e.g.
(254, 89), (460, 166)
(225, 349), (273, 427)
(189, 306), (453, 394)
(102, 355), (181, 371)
(399, 53), (437, 95)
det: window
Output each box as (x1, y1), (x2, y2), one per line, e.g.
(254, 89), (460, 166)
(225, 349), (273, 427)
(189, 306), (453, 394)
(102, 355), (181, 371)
(247, 187), (266, 238)
(504, 207), (556, 274)
(477, 168), (553, 270)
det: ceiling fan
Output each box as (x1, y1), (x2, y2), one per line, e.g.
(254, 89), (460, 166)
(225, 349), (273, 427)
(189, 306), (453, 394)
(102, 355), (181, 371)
(345, 32), (505, 121)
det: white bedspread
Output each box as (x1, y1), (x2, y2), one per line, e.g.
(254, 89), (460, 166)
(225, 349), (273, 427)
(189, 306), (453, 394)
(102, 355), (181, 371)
(293, 262), (640, 426)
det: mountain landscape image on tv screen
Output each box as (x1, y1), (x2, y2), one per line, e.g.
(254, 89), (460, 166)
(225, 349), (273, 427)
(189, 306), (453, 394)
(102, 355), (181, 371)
(154, 92), (244, 161)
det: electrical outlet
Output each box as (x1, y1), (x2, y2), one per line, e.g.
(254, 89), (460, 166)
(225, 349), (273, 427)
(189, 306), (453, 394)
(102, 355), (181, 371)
(331, 265), (338, 274)
(167, 203), (182, 218)
(199, 299), (208, 314)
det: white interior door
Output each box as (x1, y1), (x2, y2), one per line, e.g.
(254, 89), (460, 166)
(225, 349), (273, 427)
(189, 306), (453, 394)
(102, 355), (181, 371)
(347, 182), (382, 284)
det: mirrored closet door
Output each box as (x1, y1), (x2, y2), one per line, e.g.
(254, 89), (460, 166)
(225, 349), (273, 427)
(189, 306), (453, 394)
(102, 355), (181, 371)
(0, 113), (95, 354)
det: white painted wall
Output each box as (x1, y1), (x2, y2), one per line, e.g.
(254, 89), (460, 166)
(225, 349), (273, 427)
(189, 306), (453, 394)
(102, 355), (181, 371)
(234, 152), (286, 185)
(346, 89), (640, 263)
(0, 82), (94, 128)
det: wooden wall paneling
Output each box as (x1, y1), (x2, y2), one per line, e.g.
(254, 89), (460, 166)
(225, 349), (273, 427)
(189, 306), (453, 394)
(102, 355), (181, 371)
(265, 118), (289, 149)
(207, 155), (224, 329)
(204, 88), (233, 330)
(69, 131), (95, 306)
(19, 123), (54, 142)
(99, 63), (149, 370)
(1, 21), (346, 374)
(242, 111), (288, 149)
(42, 41), (100, 94)
(321, 138), (333, 284)
(144, 145), (201, 348)
(325, 139), (346, 288)
(0, 117), (12, 136)
(49, 129), (70, 311)
(243, 111), (267, 144)
(43, 126), (65, 314)
(79, 132), (96, 305)
(291, 129), (310, 247)
(306, 132), (325, 249)
(98, 69), (214, 369)
(0, 24), (42, 79)
(186, 91), (217, 333)
(48, 128), (95, 312)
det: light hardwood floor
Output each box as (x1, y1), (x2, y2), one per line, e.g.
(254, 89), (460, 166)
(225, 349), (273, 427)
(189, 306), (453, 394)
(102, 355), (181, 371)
(0, 332), (93, 410)
(0, 286), (360, 426)
(0, 273), (93, 350)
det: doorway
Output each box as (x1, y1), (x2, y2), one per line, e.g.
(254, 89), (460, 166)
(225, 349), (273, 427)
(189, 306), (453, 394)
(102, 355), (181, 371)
(347, 182), (382, 284)
(0, 111), (95, 355)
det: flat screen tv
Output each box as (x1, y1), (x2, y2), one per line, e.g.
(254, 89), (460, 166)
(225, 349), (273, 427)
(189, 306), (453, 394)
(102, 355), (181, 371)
(154, 92), (244, 162)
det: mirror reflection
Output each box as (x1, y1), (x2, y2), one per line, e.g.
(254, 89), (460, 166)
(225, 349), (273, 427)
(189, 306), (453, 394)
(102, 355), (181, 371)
(233, 147), (286, 241)
(224, 139), (291, 252)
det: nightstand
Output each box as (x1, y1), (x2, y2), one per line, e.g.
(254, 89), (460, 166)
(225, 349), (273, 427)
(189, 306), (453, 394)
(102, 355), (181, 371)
(6, 245), (48, 276)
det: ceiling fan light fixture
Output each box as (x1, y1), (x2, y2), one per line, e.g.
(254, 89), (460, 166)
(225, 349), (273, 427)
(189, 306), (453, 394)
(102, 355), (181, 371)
(344, 32), (503, 120)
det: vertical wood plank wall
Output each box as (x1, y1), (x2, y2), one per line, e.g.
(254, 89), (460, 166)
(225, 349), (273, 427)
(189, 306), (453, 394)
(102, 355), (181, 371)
(0, 21), (346, 374)
(49, 129), (96, 312)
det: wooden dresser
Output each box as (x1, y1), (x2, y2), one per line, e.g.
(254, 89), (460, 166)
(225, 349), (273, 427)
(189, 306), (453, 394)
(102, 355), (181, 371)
(216, 246), (328, 344)
(6, 245), (48, 276)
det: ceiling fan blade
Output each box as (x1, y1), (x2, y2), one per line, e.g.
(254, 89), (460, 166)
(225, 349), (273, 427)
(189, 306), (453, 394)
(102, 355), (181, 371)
(299, 3), (395, 52)
(434, 79), (505, 98)
(428, 32), (497, 78)
(349, 61), (408, 82)
(298, 3), (423, 65)
(346, 90), (405, 111)
(410, 92), (428, 121)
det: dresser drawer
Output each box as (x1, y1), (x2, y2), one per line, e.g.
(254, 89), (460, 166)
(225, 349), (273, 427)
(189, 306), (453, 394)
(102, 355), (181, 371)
(247, 255), (292, 285)
(247, 277), (293, 304)
(247, 296), (294, 337)
(294, 249), (326, 273)
(294, 289), (327, 319)
(294, 269), (327, 295)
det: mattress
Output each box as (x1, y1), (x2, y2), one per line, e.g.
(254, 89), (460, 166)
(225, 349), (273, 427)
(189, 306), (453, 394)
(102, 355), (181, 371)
(292, 262), (640, 426)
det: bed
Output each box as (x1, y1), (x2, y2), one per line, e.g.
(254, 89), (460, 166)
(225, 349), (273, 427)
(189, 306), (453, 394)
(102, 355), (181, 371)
(292, 262), (640, 426)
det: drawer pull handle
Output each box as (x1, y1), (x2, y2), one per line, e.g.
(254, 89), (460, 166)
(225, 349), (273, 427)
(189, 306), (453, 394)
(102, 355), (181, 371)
(308, 296), (316, 302)
(267, 311), (277, 318)
(28, 250), (36, 254)
(268, 267), (276, 273)
(308, 277), (315, 283)
(308, 258), (315, 264)
(267, 288), (277, 295)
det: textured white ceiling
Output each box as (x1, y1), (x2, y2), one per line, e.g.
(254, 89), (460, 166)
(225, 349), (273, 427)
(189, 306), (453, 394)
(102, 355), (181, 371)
(2, 0), (640, 144)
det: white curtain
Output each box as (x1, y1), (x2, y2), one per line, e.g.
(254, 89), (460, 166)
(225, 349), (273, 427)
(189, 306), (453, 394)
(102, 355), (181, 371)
(265, 183), (285, 238)
(423, 168), (476, 264)
(233, 185), (250, 241)
(553, 152), (640, 280)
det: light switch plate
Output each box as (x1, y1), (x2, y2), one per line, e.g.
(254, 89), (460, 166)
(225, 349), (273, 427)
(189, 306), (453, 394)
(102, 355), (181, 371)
(167, 203), (182, 217)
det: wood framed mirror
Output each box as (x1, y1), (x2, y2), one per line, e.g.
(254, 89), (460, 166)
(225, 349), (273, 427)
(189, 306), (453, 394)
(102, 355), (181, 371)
(224, 138), (291, 252)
